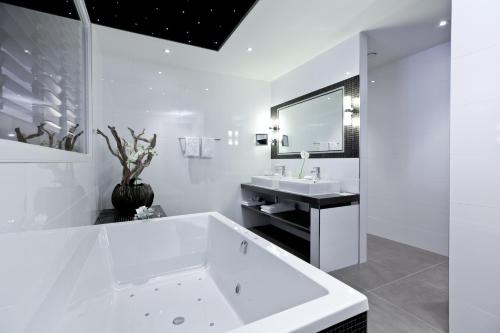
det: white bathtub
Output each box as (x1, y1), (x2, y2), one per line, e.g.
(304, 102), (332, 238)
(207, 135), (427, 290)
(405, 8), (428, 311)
(0, 212), (367, 333)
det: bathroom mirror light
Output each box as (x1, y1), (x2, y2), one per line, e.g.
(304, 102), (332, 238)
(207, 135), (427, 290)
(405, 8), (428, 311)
(344, 111), (353, 126)
(343, 95), (353, 110)
(269, 120), (280, 131)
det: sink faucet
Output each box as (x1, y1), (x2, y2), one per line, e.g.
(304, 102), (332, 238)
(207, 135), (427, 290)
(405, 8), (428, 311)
(311, 167), (321, 180)
(274, 165), (286, 176)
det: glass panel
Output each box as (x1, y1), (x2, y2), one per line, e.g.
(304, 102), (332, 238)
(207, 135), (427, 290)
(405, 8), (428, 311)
(0, 2), (88, 153)
(278, 88), (344, 154)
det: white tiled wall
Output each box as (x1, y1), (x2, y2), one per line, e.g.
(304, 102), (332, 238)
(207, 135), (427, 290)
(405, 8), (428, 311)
(0, 162), (99, 233)
(92, 26), (271, 224)
(367, 42), (451, 255)
(450, 0), (500, 331)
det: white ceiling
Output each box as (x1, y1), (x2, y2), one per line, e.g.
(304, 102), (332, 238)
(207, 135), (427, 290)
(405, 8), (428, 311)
(93, 0), (451, 82)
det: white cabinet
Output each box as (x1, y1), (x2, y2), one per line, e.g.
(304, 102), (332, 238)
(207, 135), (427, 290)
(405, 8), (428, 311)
(311, 206), (359, 272)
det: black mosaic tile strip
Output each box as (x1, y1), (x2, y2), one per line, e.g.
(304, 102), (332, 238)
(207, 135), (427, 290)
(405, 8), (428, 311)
(271, 75), (360, 159)
(318, 312), (367, 333)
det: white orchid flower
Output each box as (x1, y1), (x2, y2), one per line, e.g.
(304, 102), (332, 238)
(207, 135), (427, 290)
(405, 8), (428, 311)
(298, 150), (310, 178)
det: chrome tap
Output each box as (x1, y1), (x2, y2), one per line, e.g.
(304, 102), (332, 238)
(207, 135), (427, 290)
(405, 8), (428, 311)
(311, 167), (321, 180)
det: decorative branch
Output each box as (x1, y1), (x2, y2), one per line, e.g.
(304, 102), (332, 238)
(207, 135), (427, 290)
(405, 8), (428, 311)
(97, 126), (157, 186)
(57, 124), (83, 151)
(96, 129), (120, 159)
(14, 123), (45, 143)
(41, 126), (56, 147)
(108, 126), (128, 162)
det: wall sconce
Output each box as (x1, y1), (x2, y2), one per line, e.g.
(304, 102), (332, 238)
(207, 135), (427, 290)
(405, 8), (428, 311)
(343, 95), (353, 126)
(268, 121), (280, 131)
(269, 119), (279, 145)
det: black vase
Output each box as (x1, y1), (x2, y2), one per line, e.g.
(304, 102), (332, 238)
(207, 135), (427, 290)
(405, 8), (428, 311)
(111, 183), (154, 215)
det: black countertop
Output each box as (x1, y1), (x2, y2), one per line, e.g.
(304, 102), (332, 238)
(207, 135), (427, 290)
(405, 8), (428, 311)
(241, 183), (359, 209)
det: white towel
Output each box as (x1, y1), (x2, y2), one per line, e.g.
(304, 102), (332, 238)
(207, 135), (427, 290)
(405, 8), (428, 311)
(241, 200), (266, 207)
(184, 137), (200, 157)
(260, 202), (295, 214)
(201, 137), (215, 158)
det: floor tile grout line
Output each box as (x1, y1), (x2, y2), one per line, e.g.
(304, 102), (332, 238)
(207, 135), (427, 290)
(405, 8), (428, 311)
(367, 260), (449, 293)
(368, 234), (449, 258)
(367, 291), (445, 333)
(367, 251), (448, 275)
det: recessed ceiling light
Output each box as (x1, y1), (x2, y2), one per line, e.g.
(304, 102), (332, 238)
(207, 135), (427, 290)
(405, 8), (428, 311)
(24, 49), (30, 54)
(247, 47), (253, 52)
(439, 20), (448, 27)
(371, 80), (376, 83)
(164, 48), (170, 53)
(158, 71), (162, 75)
(7, 133), (15, 137)
(205, 88), (209, 91)
(346, 72), (351, 75)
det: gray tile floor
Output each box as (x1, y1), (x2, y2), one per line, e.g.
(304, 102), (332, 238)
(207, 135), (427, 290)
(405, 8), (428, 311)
(330, 234), (449, 333)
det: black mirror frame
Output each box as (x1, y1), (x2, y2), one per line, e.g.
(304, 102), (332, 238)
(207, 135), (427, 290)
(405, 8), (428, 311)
(271, 75), (359, 159)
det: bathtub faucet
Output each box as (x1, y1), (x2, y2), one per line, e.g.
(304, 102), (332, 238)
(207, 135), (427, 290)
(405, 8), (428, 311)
(240, 240), (248, 254)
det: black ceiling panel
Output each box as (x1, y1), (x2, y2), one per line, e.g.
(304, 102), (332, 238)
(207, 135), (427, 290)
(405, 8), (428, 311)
(0, 0), (79, 19)
(84, 0), (259, 51)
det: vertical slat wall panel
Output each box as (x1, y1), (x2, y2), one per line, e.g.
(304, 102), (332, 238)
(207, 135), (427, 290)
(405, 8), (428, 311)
(0, 3), (86, 152)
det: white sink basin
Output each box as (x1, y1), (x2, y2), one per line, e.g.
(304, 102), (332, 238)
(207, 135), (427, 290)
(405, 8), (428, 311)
(251, 175), (281, 188)
(278, 179), (341, 195)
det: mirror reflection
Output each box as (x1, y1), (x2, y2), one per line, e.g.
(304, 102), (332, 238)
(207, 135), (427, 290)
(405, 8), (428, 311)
(278, 87), (344, 154)
(0, 2), (88, 153)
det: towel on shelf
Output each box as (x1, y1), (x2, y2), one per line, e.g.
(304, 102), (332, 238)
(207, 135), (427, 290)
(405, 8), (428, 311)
(260, 202), (295, 214)
(241, 199), (266, 207)
(201, 137), (215, 158)
(184, 137), (200, 157)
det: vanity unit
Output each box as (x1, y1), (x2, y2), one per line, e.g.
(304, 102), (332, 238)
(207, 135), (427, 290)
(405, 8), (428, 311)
(246, 75), (362, 272)
(241, 182), (360, 272)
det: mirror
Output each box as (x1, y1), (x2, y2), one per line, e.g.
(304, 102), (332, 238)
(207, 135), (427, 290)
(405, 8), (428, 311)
(271, 76), (359, 159)
(0, 1), (90, 154)
(278, 88), (344, 154)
